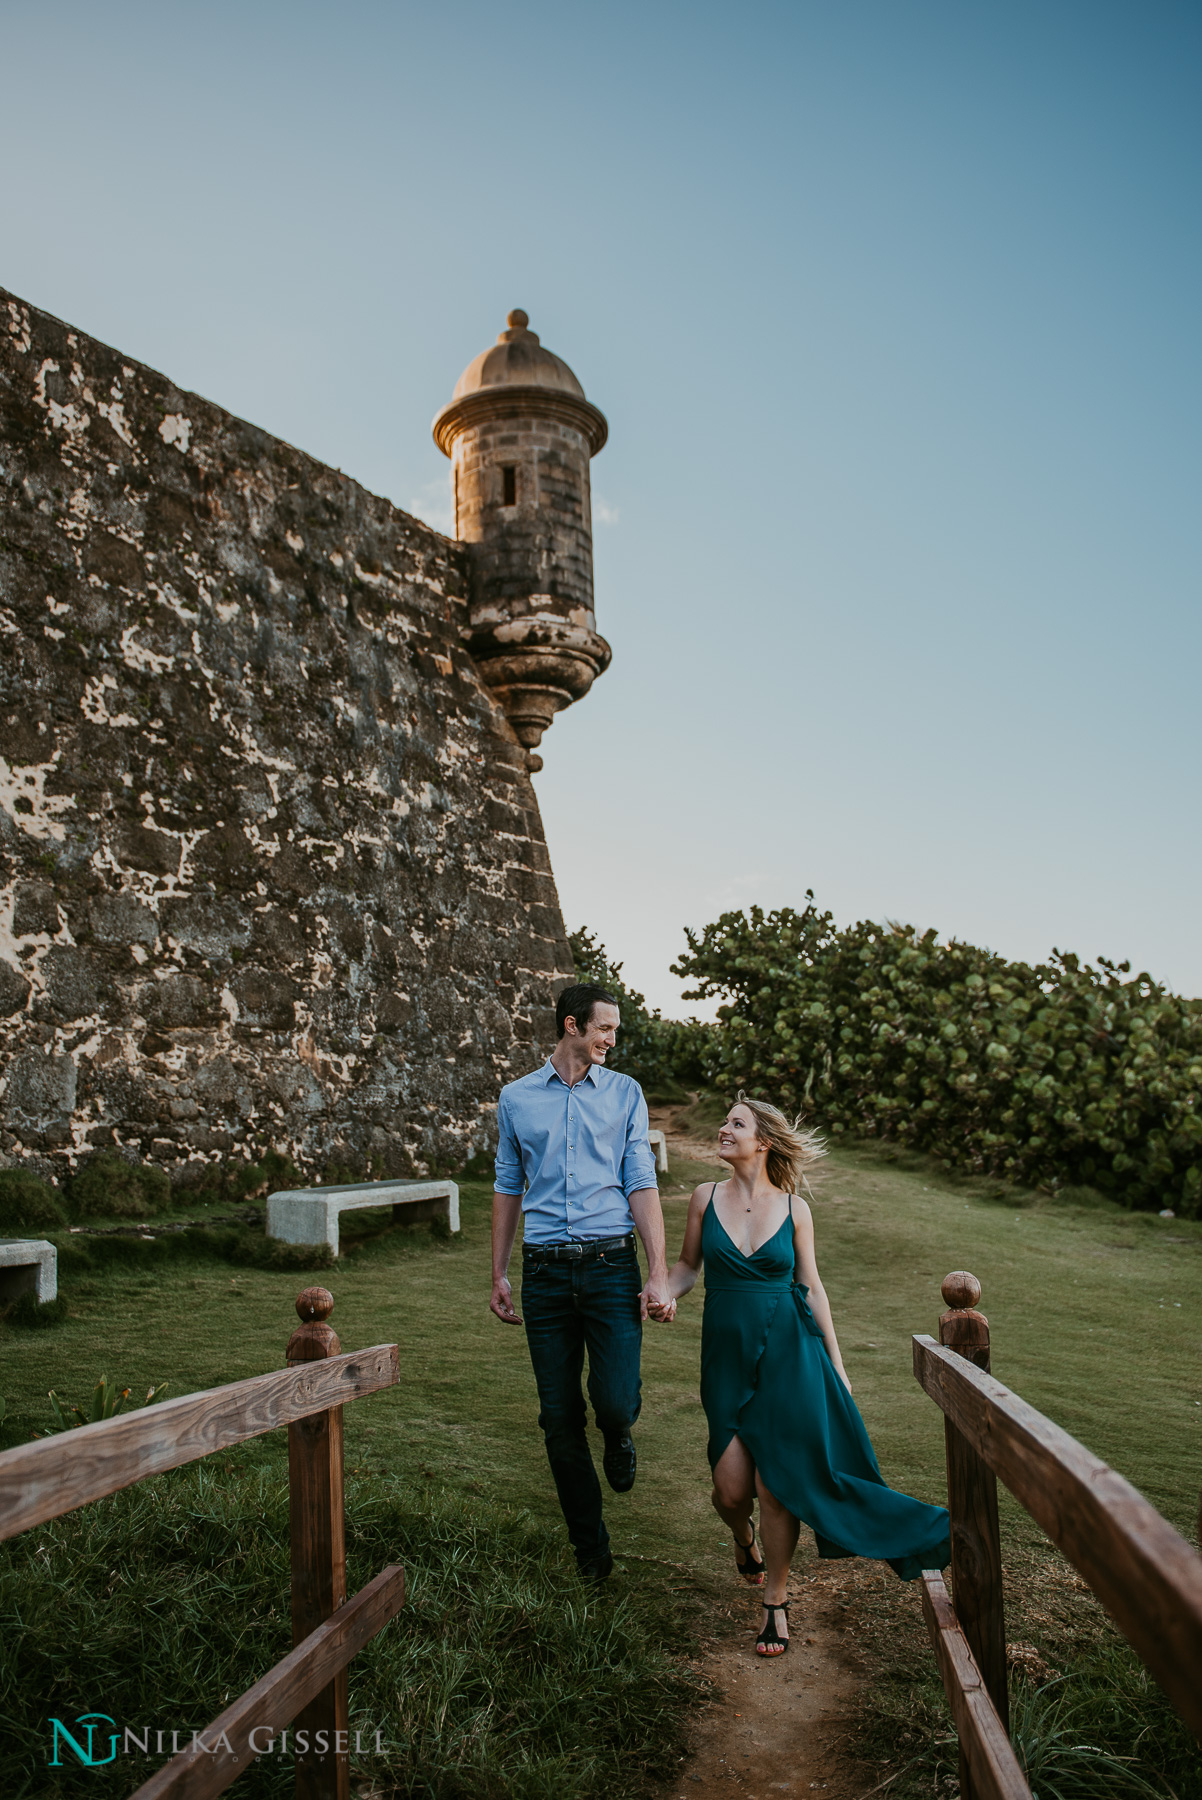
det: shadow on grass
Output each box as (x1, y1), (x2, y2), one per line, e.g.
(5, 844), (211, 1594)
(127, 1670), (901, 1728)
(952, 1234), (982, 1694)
(0, 1462), (709, 1800)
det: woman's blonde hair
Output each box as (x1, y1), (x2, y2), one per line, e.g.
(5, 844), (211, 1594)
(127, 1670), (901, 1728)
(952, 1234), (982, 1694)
(734, 1091), (826, 1193)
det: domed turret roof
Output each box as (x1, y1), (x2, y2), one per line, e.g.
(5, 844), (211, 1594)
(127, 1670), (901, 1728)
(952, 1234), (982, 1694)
(434, 309), (607, 457)
(451, 310), (587, 401)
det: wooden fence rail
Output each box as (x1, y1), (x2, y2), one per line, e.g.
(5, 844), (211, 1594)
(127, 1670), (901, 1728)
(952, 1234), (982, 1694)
(0, 1340), (398, 1543)
(0, 1284), (402, 1800)
(919, 1571), (1029, 1800)
(915, 1271), (1202, 1800)
(128, 1565), (407, 1800)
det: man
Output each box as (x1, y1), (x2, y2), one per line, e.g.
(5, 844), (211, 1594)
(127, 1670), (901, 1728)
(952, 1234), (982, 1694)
(490, 982), (672, 1581)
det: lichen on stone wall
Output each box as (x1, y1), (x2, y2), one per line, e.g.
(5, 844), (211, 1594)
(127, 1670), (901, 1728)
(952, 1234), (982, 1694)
(0, 287), (573, 1184)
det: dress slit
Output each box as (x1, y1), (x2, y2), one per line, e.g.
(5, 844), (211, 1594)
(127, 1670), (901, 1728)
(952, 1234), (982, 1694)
(699, 1191), (949, 1580)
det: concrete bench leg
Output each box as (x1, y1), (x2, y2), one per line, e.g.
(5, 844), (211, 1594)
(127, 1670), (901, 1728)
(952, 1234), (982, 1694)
(391, 1195), (448, 1229)
(0, 1240), (58, 1304)
(392, 1184), (458, 1234)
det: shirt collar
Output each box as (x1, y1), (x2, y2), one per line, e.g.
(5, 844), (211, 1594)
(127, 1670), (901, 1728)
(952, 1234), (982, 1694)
(543, 1058), (600, 1088)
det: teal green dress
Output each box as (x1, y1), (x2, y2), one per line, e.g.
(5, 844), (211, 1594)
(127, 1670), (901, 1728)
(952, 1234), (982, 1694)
(700, 1189), (950, 1580)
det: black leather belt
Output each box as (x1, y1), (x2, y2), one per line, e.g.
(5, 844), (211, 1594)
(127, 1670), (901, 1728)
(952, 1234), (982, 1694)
(524, 1232), (635, 1263)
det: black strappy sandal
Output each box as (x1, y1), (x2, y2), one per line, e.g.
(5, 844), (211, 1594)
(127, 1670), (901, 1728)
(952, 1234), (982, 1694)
(755, 1600), (789, 1657)
(733, 1521), (765, 1585)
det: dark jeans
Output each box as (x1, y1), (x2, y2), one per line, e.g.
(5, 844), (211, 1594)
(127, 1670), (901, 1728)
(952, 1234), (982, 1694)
(521, 1243), (643, 1565)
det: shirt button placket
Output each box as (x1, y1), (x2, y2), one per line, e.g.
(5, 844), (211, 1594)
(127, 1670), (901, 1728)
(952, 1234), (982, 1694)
(567, 1096), (573, 1223)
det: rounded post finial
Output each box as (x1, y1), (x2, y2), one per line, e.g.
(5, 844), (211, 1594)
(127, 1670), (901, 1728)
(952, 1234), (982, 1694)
(942, 1270), (982, 1311)
(506, 308), (529, 330)
(295, 1285), (334, 1323)
(286, 1286), (341, 1363)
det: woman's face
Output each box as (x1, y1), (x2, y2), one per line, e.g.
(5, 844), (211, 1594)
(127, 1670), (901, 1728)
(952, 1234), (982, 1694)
(717, 1103), (765, 1165)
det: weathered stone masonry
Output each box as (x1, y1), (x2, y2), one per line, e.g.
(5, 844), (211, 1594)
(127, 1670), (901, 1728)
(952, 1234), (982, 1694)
(0, 287), (597, 1181)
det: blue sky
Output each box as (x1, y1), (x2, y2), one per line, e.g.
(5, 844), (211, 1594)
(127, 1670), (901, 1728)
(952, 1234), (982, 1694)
(3, 0), (1198, 1013)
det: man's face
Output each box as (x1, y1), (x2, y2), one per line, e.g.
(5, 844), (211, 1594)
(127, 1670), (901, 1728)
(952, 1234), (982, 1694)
(567, 1001), (620, 1063)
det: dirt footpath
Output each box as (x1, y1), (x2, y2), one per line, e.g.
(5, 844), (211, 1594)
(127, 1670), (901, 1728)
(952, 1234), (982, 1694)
(652, 1103), (872, 1800)
(678, 1567), (869, 1800)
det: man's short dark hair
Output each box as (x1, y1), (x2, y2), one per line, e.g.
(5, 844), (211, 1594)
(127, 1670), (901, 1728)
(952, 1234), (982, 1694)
(556, 983), (619, 1039)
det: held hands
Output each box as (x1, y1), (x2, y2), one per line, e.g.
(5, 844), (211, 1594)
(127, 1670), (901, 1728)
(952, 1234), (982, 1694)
(491, 1275), (677, 1324)
(639, 1277), (676, 1324)
(490, 1277), (523, 1325)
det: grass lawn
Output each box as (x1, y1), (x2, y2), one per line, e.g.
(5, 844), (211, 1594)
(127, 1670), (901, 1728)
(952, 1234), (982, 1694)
(1, 1140), (1199, 1796)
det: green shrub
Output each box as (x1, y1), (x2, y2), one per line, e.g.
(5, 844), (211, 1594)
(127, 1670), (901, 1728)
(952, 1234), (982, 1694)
(322, 1160), (363, 1186)
(67, 1153), (171, 1220)
(47, 1223), (333, 1279)
(50, 1230), (209, 1280)
(173, 1147), (303, 1209)
(0, 1168), (67, 1232)
(673, 895), (1202, 1216)
(213, 1227), (335, 1272)
(570, 928), (713, 1101)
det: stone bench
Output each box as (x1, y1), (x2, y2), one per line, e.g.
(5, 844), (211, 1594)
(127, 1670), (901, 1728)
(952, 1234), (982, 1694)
(0, 1238), (58, 1305)
(266, 1179), (460, 1259)
(647, 1129), (669, 1175)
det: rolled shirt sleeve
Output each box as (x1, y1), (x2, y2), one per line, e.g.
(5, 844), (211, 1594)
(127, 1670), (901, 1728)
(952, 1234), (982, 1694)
(493, 1091), (526, 1196)
(620, 1084), (659, 1196)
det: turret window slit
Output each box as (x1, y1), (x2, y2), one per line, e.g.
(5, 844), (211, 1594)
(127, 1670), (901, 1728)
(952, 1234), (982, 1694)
(501, 465), (517, 507)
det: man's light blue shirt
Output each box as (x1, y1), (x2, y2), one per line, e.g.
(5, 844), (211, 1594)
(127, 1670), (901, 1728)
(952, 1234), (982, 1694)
(494, 1060), (658, 1245)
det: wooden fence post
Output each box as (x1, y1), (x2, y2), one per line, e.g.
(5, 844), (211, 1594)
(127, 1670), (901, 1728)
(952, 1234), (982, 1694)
(286, 1286), (350, 1800)
(939, 1271), (1008, 1800)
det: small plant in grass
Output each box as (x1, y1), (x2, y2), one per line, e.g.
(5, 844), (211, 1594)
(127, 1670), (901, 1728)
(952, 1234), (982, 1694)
(1010, 1675), (1180, 1797)
(34, 1375), (169, 1435)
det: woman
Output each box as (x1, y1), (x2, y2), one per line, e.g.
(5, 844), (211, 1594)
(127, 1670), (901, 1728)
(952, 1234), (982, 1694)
(658, 1095), (950, 1656)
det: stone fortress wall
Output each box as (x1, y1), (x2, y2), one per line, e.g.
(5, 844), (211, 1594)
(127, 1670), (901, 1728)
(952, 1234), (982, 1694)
(0, 287), (604, 1182)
